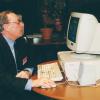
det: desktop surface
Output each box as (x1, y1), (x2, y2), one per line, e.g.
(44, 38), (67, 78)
(32, 83), (100, 100)
(32, 60), (100, 100)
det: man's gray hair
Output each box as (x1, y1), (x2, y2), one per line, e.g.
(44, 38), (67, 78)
(0, 11), (14, 32)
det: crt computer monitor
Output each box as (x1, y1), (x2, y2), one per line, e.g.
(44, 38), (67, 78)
(67, 12), (100, 54)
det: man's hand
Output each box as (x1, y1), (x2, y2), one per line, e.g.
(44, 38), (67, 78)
(32, 78), (56, 88)
(16, 70), (32, 79)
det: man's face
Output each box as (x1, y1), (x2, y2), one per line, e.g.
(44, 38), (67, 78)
(3, 13), (24, 40)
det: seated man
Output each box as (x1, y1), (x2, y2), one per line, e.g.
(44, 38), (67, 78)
(0, 11), (56, 100)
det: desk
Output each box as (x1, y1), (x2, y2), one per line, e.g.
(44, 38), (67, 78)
(32, 61), (100, 100)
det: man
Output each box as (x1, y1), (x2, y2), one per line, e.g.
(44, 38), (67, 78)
(0, 11), (56, 100)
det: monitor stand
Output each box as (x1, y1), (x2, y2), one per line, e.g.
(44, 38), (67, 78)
(57, 51), (100, 86)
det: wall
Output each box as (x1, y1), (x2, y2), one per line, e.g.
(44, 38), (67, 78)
(67, 0), (100, 21)
(0, 0), (100, 34)
(0, 0), (42, 34)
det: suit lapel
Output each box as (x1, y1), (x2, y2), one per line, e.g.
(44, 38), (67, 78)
(0, 35), (17, 73)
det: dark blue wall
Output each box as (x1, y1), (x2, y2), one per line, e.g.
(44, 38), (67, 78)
(0, 0), (100, 34)
(0, 0), (42, 34)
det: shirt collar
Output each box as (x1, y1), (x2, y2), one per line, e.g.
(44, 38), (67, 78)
(3, 35), (15, 48)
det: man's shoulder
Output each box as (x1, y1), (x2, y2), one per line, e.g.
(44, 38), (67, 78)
(0, 34), (7, 46)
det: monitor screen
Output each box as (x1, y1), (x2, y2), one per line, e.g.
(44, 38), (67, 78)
(67, 12), (100, 54)
(68, 17), (79, 43)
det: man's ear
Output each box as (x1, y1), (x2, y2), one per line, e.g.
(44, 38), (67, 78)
(3, 24), (12, 32)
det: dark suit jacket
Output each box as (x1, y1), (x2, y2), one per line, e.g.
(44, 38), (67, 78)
(0, 34), (34, 99)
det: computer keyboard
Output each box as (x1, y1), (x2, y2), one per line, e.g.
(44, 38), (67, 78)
(37, 62), (63, 81)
